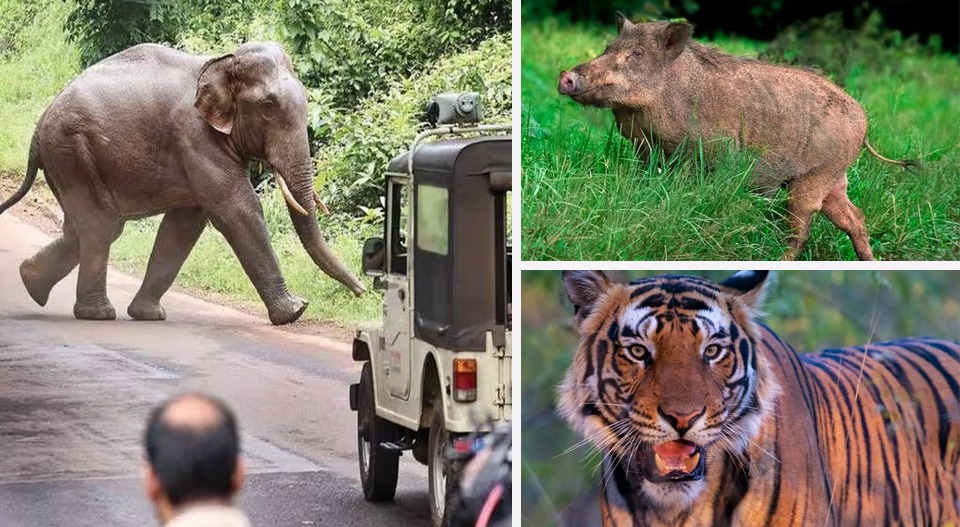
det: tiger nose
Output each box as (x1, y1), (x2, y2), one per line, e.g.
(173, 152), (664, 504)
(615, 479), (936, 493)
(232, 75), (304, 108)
(658, 406), (706, 434)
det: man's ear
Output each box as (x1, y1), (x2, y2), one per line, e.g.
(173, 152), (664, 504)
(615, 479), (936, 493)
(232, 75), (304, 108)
(143, 462), (163, 502)
(659, 22), (693, 60)
(719, 270), (771, 311)
(231, 458), (246, 495)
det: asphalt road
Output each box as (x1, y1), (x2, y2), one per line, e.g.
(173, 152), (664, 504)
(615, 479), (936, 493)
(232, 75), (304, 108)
(0, 212), (430, 526)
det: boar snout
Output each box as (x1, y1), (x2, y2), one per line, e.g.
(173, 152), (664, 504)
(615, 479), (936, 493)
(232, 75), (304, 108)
(558, 70), (582, 95)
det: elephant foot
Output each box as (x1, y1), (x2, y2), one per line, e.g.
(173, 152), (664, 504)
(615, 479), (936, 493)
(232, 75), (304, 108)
(268, 296), (308, 325)
(74, 300), (117, 321)
(20, 260), (55, 306)
(127, 298), (166, 321)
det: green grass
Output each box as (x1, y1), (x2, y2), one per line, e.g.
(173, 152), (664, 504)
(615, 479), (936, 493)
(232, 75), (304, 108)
(0, 2), (381, 326)
(0, 2), (78, 173)
(521, 20), (960, 261)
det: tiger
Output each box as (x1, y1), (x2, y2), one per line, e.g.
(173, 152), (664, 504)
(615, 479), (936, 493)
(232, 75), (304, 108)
(557, 270), (960, 527)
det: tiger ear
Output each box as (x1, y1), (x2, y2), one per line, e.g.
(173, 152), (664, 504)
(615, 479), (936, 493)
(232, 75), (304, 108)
(719, 270), (771, 311)
(562, 271), (612, 315)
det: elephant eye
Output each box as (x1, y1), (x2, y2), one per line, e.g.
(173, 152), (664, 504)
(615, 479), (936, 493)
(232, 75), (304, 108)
(261, 98), (275, 109)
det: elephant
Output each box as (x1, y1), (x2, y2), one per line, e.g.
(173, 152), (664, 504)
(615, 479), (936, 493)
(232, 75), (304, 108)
(0, 42), (365, 325)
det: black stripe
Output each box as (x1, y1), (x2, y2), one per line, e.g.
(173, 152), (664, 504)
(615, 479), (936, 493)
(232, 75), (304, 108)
(806, 358), (858, 514)
(629, 284), (658, 298)
(679, 297), (709, 311)
(898, 342), (957, 462)
(762, 411), (784, 524)
(582, 333), (597, 382)
(639, 293), (666, 307)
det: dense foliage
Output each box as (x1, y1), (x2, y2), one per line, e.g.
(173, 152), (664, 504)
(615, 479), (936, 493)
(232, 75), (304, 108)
(0, 0), (39, 57)
(279, 0), (511, 211)
(65, 0), (182, 66)
(281, 0), (509, 107)
(521, 0), (958, 52)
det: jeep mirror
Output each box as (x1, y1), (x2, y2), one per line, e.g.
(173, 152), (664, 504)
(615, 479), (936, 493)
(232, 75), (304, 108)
(361, 237), (386, 278)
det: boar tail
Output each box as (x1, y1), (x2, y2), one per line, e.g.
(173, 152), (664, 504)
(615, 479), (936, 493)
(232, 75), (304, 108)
(863, 138), (921, 171)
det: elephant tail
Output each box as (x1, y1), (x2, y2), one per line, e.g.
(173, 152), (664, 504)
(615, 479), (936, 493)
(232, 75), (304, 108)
(0, 130), (40, 215)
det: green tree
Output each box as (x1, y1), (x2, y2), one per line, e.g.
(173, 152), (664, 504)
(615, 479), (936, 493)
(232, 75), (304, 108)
(65, 0), (184, 66)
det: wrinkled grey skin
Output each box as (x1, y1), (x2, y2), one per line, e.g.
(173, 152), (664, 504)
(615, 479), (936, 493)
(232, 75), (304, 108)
(558, 15), (917, 261)
(0, 42), (365, 324)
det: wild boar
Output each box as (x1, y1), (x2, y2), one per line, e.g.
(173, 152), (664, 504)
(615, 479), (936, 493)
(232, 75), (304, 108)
(557, 14), (918, 261)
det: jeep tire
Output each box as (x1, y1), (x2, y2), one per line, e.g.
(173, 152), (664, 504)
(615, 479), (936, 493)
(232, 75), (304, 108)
(357, 362), (399, 501)
(428, 398), (456, 527)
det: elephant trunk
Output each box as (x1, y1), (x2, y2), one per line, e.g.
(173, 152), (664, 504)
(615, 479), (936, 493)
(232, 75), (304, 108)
(273, 154), (366, 296)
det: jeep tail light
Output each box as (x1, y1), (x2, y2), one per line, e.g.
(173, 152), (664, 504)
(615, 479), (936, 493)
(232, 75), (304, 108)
(453, 358), (477, 402)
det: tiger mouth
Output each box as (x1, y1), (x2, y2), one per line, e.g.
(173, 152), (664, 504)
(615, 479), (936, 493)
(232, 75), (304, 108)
(638, 440), (706, 483)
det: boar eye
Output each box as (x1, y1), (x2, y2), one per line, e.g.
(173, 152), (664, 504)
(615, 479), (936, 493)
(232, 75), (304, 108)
(631, 50), (643, 57)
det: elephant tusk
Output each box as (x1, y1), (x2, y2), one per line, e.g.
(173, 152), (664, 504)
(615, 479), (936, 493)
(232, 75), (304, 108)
(273, 172), (309, 216)
(313, 191), (330, 215)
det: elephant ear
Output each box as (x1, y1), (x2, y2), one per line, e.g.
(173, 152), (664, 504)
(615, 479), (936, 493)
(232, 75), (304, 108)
(194, 54), (236, 135)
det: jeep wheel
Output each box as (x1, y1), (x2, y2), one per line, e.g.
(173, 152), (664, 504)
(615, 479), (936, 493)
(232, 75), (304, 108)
(358, 363), (399, 501)
(428, 399), (454, 526)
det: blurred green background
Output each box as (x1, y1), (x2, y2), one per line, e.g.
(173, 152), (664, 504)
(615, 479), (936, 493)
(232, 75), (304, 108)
(520, 270), (960, 525)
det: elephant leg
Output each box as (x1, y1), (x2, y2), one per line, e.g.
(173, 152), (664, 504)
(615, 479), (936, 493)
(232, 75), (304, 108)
(20, 217), (80, 306)
(73, 217), (123, 320)
(128, 207), (208, 321)
(205, 190), (307, 325)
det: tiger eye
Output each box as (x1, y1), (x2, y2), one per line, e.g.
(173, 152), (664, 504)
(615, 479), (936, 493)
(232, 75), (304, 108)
(627, 344), (649, 361)
(704, 344), (723, 360)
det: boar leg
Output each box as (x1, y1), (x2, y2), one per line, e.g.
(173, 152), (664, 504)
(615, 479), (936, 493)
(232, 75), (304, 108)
(820, 177), (875, 261)
(782, 170), (836, 260)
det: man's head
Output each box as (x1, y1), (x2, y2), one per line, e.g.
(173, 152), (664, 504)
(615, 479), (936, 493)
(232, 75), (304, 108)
(143, 393), (244, 522)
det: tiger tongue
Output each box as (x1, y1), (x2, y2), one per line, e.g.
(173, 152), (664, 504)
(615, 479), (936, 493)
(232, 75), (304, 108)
(653, 441), (698, 472)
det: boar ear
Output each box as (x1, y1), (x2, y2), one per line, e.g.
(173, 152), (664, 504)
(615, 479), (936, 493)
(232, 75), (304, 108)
(615, 11), (633, 33)
(660, 22), (693, 60)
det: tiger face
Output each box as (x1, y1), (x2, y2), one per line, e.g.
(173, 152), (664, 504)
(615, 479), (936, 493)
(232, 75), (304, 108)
(558, 271), (781, 510)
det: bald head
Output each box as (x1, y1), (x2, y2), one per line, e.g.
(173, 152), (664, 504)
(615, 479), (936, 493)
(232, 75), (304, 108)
(144, 393), (240, 507)
(161, 394), (225, 429)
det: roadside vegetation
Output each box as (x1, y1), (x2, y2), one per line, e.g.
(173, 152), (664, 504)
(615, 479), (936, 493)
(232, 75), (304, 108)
(521, 19), (959, 261)
(0, 0), (510, 326)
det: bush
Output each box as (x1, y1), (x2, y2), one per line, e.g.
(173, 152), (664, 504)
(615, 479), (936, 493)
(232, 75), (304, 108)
(0, 0), (40, 57)
(312, 33), (512, 214)
(761, 11), (941, 86)
(65, 0), (184, 66)
(280, 0), (510, 108)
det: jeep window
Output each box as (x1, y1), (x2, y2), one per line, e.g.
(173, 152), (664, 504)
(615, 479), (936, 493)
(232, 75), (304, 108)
(416, 184), (448, 255)
(388, 179), (408, 275)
